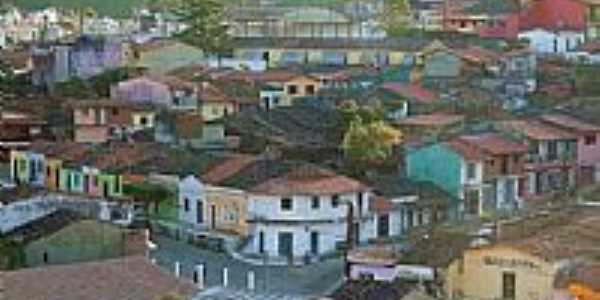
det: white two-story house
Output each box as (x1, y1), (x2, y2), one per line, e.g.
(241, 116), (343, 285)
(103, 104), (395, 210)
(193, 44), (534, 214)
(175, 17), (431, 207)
(243, 165), (375, 260)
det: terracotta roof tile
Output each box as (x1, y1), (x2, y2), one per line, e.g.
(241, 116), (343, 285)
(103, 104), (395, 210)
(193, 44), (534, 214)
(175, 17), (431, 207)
(202, 155), (258, 185)
(396, 114), (464, 127)
(459, 133), (528, 155)
(539, 114), (600, 133)
(381, 83), (438, 103)
(446, 139), (487, 161)
(1, 256), (197, 300)
(249, 164), (368, 196)
(500, 120), (576, 140)
(519, 0), (586, 31)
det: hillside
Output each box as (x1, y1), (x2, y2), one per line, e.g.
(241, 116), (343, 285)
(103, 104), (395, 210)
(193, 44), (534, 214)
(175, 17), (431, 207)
(9, 0), (145, 17)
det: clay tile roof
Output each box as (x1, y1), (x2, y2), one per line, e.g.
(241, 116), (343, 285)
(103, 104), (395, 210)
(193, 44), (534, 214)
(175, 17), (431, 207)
(446, 139), (487, 161)
(459, 133), (528, 155)
(0, 256), (198, 300)
(348, 247), (399, 266)
(146, 74), (196, 90)
(500, 120), (576, 140)
(174, 113), (204, 139)
(519, 0), (586, 31)
(540, 114), (600, 133)
(249, 164), (368, 196)
(370, 196), (395, 214)
(202, 154), (258, 185)
(454, 46), (499, 64)
(198, 83), (233, 103)
(396, 113), (464, 127)
(381, 83), (438, 103)
(503, 214), (600, 262)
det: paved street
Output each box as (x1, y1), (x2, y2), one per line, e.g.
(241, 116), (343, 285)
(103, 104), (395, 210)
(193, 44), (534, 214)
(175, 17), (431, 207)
(150, 235), (344, 299)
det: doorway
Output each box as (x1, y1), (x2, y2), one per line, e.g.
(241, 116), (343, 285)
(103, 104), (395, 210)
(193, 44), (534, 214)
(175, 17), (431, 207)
(310, 231), (319, 255)
(278, 232), (293, 258)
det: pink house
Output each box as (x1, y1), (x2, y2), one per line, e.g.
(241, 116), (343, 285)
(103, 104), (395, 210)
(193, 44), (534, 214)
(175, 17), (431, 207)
(540, 114), (600, 184)
(111, 76), (198, 110)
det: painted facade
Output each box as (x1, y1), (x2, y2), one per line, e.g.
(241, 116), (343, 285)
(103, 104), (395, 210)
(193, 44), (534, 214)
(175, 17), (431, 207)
(245, 191), (375, 259)
(112, 77), (198, 111)
(446, 246), (558, 300)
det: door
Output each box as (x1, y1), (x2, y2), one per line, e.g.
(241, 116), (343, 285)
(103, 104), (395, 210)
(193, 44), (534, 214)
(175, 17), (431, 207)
(210, 205), (216, 229)
(377, 214), (390, 237)
(103, 182), (109, 198)
(83, 175), (89, 193)
(310, 231), (319, 255)
(278, 232), (293, 258)
(353, 223), (360, 245)
(55, 169), (60, 189)
(12, 159), (18, 183)
(258, 231), (265, 254)
(502, 272), (516, 300)
(197, 201), (204, 224)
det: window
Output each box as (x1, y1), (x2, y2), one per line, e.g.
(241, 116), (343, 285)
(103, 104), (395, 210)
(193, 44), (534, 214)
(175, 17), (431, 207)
(502, 272), (516, 300)
(547, 141), (558, 160)
(281, 198), (293, 211)
(46, 166), (51, 177)
(311, 196), (320, 209)
(140, 116), (148, 126)
(273, 96), (280, 104)
(112, 108), (119, 115)
(332, 194), (340, 207)
(287, 85), (298, 95)
(306, 85), (315, 95)
(184, 198), (190, 212)
(357, 192), (364, 215)
(585, 135), (597, 145)
(467, 163), (477, 180)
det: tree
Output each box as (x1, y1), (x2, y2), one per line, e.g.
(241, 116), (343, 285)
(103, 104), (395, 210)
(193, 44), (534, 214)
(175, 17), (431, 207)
(90, 67), (139, 97)
(379, 0), (411, 37)
(124, 182), (172, 214)
(342, 117), (403, 166)
(173, 0), (231, 64)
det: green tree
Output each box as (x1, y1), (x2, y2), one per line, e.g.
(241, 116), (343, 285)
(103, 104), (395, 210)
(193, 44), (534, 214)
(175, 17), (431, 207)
(379, 0), (411, 37)
(90, 67), (139, 97)
(342, 117), (403, 166)
(53, 77), (96, 99)
(173, 0), (231, 65)
(124, 182), (172, 214)
(0, 238), (25, 270)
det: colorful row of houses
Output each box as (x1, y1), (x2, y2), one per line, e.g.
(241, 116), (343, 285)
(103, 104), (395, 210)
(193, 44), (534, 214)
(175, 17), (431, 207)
(10, 143), (128, 199)
(405, 113), (600, 217)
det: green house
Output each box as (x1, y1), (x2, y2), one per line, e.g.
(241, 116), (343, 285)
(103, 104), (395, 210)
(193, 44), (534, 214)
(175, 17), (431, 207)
(405, 143), (462, 216)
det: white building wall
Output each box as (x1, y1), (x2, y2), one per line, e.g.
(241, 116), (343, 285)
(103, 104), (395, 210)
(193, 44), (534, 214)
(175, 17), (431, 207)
(247, 191), (375, 258)
(178, 176), (205, 231)
(519, 29), (584, 55)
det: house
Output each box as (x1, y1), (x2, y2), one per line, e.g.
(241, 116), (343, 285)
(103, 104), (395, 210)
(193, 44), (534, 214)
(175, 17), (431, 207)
(380, 83), (437, 119)
(131, 39), (204, 74)
(406, 133), (528, 217)
(186, 157), (376, 261)
(2, 210), (147, 268)
(31, 36), (131, 90)
(227, 5), (386, 40)
(243, 164), (374, 260)
(281, 75), (323, 106)
(198, 82), (240, 121)
(497, 120), (578, 198)
(111, 75), (199, 111)
(394, 113), (464, 142)
(178, 156), (253, 237)
(555, 264), (600, 300)
(72, 100), (156, 144)
(11, 143), (128, 199)
(517, 0), (586, 54)
(154, 111), (233, 149)
(0, 111), (46, 161)
(580, 0), (600, 40)
(368, 176), (451, 238)
(539, 114), (600, 184)
(1, 256), (197, 300)
(446, 207), (600, 300)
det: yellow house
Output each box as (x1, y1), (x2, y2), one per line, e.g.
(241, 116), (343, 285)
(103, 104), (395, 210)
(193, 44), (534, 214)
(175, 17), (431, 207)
(205, 186), (248, 236)
(446, 245), (557, 300)
(446, 212), (600, 300)
(282, 75), (322, 105)
(198, 82), (238, 121)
